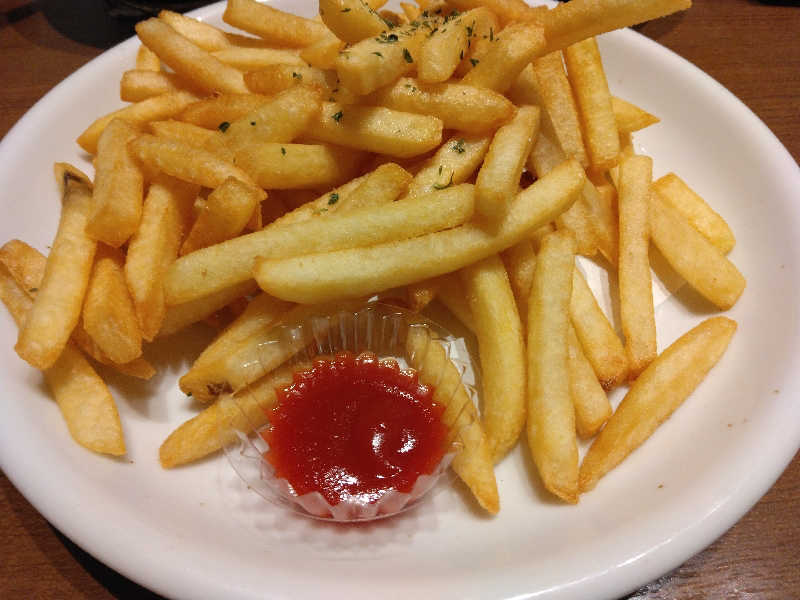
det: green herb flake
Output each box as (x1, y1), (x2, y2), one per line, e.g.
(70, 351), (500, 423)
(403, 48), (413, 63)
(372, 51), (383, 58)
(489, 27), (494, 41)
(341, 7), (351, 11)
(438, 165), (443, 175)
(432, 173), (454, 190)
(292, 71), (303, 80)
(451, 139), (466, 153)
(470, 58), (480, 67)
(332, 110), (344, 122)
(328, 192), (339, 205)
(250, 121), (256, 126)
(28, 287), (38, 293)
(281, 147), (286, 155)
(218, 121), (230, 133)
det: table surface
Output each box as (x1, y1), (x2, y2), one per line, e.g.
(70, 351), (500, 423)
(1, 0), (798, 598)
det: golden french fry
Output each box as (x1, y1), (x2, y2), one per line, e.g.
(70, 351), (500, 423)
(158, 9), (231, 52)
(652, 172), (735, 254)
(649, 193), (745, 310)
(367, 78), (514, 134)
(255, 159), (584, 304)
(542, 0), (692, 54)
(149, 120), (227, 158)
(475, 105), (540, 224)
(334, 22), (426, 95)
(568, 324), (611, 438)
(533, 51), (588, 168)
(526, 230), (578, 503)
(77, 90), (198, 155)
(181, 178), (266, 255)
(406, 325), (499, 514)
(500, 238), (537, 325)
(86, 119), (144, 248)
(120, 70), (194, 102)
(405, 133), (491, 199)
(303, 102), (443, 158)
(618, 154), (657, 378)
(612, 96), (660, 134)
(82, 245), (143, 364)
(136, 18), (248, 94)
(452, 6), (499, 77)
(461, 255), (525, 462)
(570, 266), (629, 389)
(167, 182), (475, 305)
(460, 22), (545, 93)
(223, 0), (329, 47)
(15, 166), (97, 370)
(299, 34), (346, 70)
(243, 64), (332, 96)
(564, 37), (619, 172)
(158, 280), (258, 338)
(161, 364), (297, 467)
(579, 317), (737, 492)
(233, 142), (363, 189)
(212, 47), (305, 71)
(0, 263), (125, 456)
(135, 44), (161, 70)
(418, 10), (474, 83)
(129, 134), (256, 188)
(178, 93), (270, 129)
(581, 178), (618, 265)
(180, 293), (293, 400)
(319, 0), (387, 43)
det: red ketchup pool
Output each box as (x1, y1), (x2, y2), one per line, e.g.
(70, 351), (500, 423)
(261, 352), (448, 507)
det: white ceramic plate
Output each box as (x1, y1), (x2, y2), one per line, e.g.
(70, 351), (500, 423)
(1, 2), (799, 599)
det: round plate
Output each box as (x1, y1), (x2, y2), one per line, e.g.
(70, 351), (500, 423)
(1, 2), (798, 599)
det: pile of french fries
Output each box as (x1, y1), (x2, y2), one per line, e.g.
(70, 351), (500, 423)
(0, 0), (747, 514)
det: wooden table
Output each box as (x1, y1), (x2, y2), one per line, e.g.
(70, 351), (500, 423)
(1, 1), (798, 598)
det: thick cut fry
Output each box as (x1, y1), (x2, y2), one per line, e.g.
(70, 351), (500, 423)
(180, 293), (292, 400)
(158, 280), (258, 338)
(418, 10), (473, 83)
(77, 90), (198, 155)
(149, 120), (224, 155)
(533, 51), (588, 167)
(129, 134), (256, 189)
(136, 44), (161, 70)
(179, 93), (270, 129)
(120, 70), (195, 102)
(618, 154), (657, 378)
(460, 22), (545, 93)
(16, 167), (97, 370)
(166, 183), (475, 304)
(500, 239), (537, 325)
(453, 7), (499, 77)
(0, 240), (155, 379)
(161, 364), (297, 468)
(406, 326), (499, 514)
(243, 64), (332, 96)
(568, 325), (611, 438)
(136, 18), (248, 94)
(213, 47), (305, 71)
(181, 178), (266, 256)
(319, 0), (387, 43)
(570, 267), (629, 389)
(0, 265), (125, 456)
(542, 0), (692, 54)
(526, 230), (578, 503)
(612, 96), (660, 134)
(461, 255), (525, 462)
(223, 0), (328, 47)
(125, 175), (197, 340)
(649, 194), (745, 310)
(652, 173), (735, 254)
(158, 9), (231, 51)
(564, 37), (619, 172)
(447, 0), (545, 24)
(405, 133), (491, 198)
(581, 179), (618, 265)
(475, 106), (540, 223)
(86, 119), (144, 248)
(334, 23), (425, 95)
(367, 78), (514, 134)
(579, 317), (736, 492)
(82, 246), (143, 364)
(255, 159), (584, 304)
(300, 34), (346, 70)
(304, 102), (443, 158)
(233, 143), (362, 189)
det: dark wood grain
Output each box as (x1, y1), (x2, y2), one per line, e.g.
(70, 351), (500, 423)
(1, 1), (798, 598)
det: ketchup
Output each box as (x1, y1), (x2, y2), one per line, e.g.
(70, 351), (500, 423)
(262, 352), (448, 506)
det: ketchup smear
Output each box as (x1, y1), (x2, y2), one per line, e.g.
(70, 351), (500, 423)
(262, 352), (448, 506)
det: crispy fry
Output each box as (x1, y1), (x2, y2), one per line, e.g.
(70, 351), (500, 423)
(243, 64), (332, 96)
(223, 0), (329, 47)
(158, 280), (258, 338)
(406, 325), (499, 514)
(15, 166), (97, 370)
(213, 47), (305, 71)
(120, 70), (194, 102)
(500, 239), (537, 325)
(405, 133), (491, 198)
(568, 324), (611, 438)
(579, 317), (736, 492)
(447, 0), (545, 24)
(135, 44), (161, 70)
(319, 0), (387, 43)
(526, 230), (578, 503)
(179, 93), (270, 129)
(299, 34), (345, 70)
(158, 9), (231, 52)
(418, 9), (473, 83)
(461, 255), (525, 461)
(612, 96), (660, 134)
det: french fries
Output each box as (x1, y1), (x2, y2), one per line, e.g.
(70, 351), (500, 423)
(223, 0), (329, 47)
